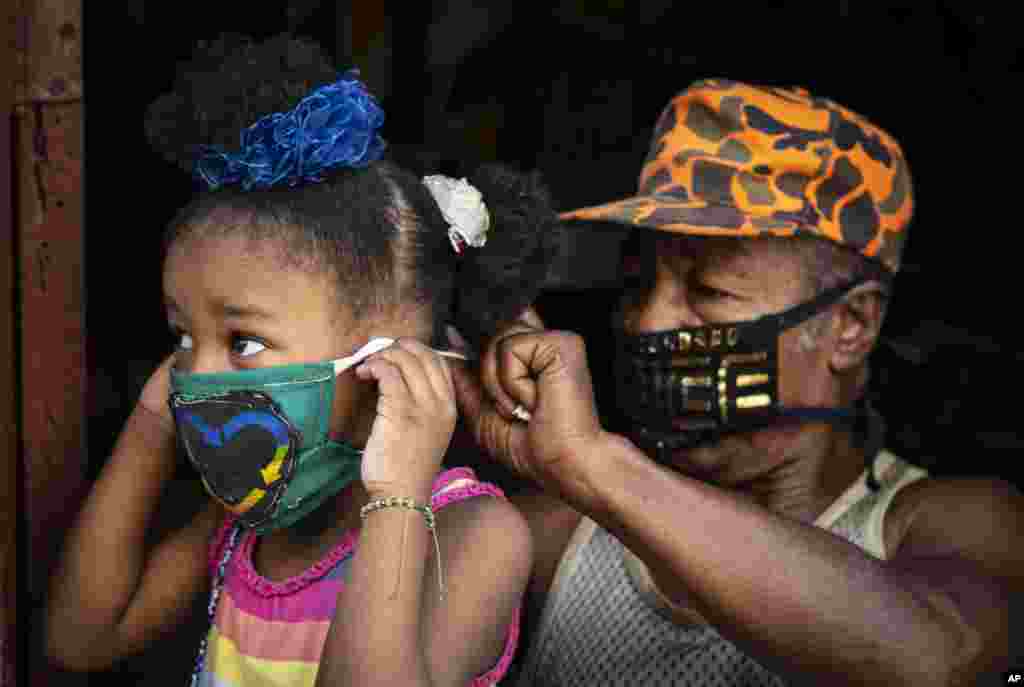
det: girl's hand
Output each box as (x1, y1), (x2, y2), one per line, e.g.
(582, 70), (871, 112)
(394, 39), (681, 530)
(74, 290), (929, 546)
(355, 339), (457, 498)
(136, 354), (178, 431)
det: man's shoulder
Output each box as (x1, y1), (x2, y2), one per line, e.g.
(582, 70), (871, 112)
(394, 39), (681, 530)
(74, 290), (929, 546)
(887, 465), (1021, 523)
(886, 468), (1024, 576)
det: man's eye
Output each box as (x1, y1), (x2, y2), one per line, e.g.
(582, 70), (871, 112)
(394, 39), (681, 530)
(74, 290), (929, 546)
(622, 253), (645, 276)
(692, 282), (727, 300)
(232, 337), (267, 357)
(621, 254), (653, 287)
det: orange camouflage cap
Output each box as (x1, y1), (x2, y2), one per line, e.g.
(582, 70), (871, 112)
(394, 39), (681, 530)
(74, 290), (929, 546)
(560, 79), (914, 273)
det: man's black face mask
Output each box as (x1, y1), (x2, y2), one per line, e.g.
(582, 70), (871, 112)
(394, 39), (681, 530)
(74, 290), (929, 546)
(611, 279), (869, 464)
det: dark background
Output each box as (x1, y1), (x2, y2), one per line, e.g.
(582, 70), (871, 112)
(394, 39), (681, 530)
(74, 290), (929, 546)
(77, 1), (1020, 683)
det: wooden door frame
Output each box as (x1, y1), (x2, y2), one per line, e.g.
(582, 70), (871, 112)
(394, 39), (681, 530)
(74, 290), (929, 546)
(3, 4), (21, 684)
(13, 0), (87, 684)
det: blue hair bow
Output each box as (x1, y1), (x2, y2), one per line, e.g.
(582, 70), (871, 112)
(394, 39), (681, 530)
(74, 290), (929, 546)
(194, 71), (386, 191)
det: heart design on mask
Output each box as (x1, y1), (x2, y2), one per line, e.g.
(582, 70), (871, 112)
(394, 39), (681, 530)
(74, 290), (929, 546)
(171, 392), (300, 525)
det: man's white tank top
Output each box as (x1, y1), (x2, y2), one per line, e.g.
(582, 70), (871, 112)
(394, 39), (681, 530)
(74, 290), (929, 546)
(512, 449), (927, 686)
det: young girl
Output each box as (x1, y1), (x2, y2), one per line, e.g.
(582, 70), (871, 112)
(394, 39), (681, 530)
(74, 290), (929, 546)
(45, 40), (558, 687)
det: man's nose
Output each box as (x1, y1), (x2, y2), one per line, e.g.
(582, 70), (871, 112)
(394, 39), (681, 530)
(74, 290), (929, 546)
(623, 273), (701, 334)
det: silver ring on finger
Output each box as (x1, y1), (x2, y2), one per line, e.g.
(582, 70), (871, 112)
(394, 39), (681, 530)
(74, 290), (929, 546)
(511, 404), (532, 422)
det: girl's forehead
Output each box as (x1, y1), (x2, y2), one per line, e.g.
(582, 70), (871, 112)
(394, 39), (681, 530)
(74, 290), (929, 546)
(170, 216), (326, 276)
(167, 230), (302, 275)
(163, 233), (334, 316)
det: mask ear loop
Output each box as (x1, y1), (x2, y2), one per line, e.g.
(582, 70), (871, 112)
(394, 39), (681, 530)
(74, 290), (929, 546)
(332, 337), (471, 376)
(333, 338), (397, 374)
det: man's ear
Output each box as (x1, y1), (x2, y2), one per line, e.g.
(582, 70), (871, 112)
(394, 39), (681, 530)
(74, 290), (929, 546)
(828, 281), (886, 374)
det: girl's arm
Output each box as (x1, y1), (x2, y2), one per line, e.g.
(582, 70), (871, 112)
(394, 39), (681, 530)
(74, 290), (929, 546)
(421, 495), (532, 685)
(45, 358), (223, 671)
(326, 485), (531, 686)
(316, 339), (532, 686)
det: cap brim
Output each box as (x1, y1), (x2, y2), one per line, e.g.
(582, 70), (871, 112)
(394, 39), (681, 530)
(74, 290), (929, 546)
(559, 194), (799, 238)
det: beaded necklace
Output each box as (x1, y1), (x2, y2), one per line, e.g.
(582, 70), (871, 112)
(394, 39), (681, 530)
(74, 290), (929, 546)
(189, 523), (241, 687)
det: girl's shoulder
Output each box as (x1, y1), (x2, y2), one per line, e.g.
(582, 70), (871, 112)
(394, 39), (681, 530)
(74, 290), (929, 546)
(430, 465), (529, 569)
(430, 465), (530, 571)
(430, 466), (507, 510)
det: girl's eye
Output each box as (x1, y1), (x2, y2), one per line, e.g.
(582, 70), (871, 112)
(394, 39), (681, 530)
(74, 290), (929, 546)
(174, 331), (194, 351)
(232, 337), (267, 358)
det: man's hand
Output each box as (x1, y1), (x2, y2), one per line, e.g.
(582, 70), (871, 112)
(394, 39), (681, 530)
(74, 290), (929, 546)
(449, 308), (607, 500)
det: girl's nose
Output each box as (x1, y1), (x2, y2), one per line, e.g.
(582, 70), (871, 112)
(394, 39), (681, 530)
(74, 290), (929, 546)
(181, 346), (230, 375)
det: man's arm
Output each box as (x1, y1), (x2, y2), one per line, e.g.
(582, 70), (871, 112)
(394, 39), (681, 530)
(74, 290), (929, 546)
(571, 431), (1022, 687)
(451, 323), (1023, 686)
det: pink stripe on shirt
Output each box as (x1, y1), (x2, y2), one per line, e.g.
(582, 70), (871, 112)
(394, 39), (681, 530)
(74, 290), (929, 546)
(216, 591), (331, 663)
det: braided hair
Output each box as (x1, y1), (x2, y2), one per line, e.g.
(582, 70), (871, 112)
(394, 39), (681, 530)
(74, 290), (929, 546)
(146, 34), (561, 350)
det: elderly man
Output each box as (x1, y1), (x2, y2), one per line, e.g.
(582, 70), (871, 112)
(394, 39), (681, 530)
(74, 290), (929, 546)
(450, 80), (1023, 686)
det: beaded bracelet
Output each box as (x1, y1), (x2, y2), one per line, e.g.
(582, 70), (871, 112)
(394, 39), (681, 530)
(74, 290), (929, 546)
(360, 496), (445, 601)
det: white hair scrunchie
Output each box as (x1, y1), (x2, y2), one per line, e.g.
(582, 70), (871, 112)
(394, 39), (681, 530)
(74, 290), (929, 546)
(422, 175), (490, 254)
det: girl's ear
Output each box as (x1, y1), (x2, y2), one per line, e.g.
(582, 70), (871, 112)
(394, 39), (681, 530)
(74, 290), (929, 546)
(828, 282), (886, 374)
(330, 370), (378, 449)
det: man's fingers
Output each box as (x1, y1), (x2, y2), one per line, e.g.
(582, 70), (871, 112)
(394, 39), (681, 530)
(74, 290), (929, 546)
(482, 333), (530, 422)
(507, 330), (603, 444)
(497, 333), (541, 418)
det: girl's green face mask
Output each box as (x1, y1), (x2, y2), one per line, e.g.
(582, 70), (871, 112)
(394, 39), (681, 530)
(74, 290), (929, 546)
(168, 338), (395, 534)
